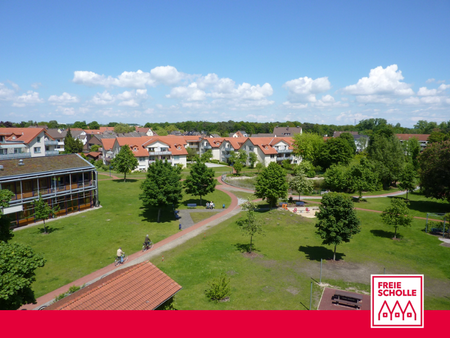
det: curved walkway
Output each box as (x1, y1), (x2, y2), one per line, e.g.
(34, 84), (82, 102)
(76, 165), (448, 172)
(21, 177), (241, 310)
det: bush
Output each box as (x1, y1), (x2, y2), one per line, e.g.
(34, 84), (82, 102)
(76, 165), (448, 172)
(288, 196), (294, 204)
(94, 159), (103, 168)
(210, 159), (219, 164)
(306, 170), (316, 178)
(205, 274), (231, 302)
(54, 285), (83, 303)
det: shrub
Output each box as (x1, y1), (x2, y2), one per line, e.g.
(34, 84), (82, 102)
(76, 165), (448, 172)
(306, 170), (316, 178)
(205, 273), (231, 302)
(94, 159), (103, 168)
(288, 196), (294, 204)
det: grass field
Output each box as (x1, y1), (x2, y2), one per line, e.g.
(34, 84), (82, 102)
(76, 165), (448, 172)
(152, 208), (450, 310)
(190, 212), (221, 224)
(10, 179), (229, 298)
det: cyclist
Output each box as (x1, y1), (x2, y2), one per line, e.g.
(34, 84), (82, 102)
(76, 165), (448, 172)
(144, 234), (152, 248)
(117, 247), (125, 264)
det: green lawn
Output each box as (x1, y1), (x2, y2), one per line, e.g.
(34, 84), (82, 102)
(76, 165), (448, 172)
(190, 212), (221, 224)
(10, 179), (228, 298)
(152, 208), (450, 310)
(179, 189), (231, 209)
(228, 190), (256, 201)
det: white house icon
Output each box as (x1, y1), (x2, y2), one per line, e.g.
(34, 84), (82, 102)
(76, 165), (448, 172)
(378, 300), (417, 321)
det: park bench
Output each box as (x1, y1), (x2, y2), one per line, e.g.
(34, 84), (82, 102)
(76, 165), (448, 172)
(332, 291), (362, 310)
(295, 201), (305, 206)
(187, 203), (197, 209)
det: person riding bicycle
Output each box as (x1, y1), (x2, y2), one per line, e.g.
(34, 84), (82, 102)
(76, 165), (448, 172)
(144, 234), (152, 247)
(117, 247), (124, 263)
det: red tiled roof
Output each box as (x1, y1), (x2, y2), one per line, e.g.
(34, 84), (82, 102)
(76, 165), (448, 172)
(141, 136), (188, 155)
(101, 138), (117, 151)
(86, 152), (101, 158)
(99, 127), (115, 133)
(0, 128), (53, 144)
(205, 137), (224, 148)
(248, 137), (277, 154)
(396, 134), (430, 142)
(84, 130), (102, 135)
(135, 127), (151, 133)
(46, 262), (182, 310)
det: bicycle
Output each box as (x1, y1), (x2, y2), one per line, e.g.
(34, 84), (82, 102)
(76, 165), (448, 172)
(142, 241), (153, 252)
(114, 253), (128, 266)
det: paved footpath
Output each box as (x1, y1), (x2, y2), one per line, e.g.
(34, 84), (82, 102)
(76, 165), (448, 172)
(21, 179), (240, 310)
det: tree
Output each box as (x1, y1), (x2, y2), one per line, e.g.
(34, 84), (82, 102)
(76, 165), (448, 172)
(200, 150), (212, 163)
(90, 144), (100, 152)
(418, 140), (450, 202)
(315, 193), (361, 261)
(184, 160), (216, 206)
(0, 242), (45, 310)
(347, 163), (378, 200)
(140, 160), (183, 222)
(255, 162), (263, 173)
(289, 174), (313, 202)
(0, 190), (14, 243)
(33, 195), (59, 234)
(88, 121), (100, 130)
(64, 128), (83, 154)
(339, 132), (356, 154)
(254, 162), (288, 207)
(367, 134), (405, 189)
(403, 137), (421, 170)
(398, 163), (416, 200)
(72, 121), (88, 129)
(237, 149), (248, 166)
(228, 151), (238, 165)
(292, 133), (324, 164)
(318, 137), (354, 169)
(381, 199), (413, 239)
(113, 123), (135, 134)
(249, 152), (257, 168)
(111, 145), (138, 182)
(186, 147), (198, 161)
(236, 200), (263, 253)
(233, 161), (243, 175)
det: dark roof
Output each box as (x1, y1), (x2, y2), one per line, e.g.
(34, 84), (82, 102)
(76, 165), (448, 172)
(273, 126), (302, 136)
(45, 261), (182, 310)
(0, 154), (94, 178)
(251, 133), (275, 138)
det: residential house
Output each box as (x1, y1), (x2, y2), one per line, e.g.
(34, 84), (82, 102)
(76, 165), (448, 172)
(241, 137), (300, 166)
(45, 261), (182, 310)
(135, 127), (154, 136)
(0, 128), (58, 159)
(219, 137), (247, 162)
(396, 134), (430, 150)
(200, 137), (223, 161)
(273, 126), (302, 137)
(229, 131), (248, 138)
(0, 154), (98, 228)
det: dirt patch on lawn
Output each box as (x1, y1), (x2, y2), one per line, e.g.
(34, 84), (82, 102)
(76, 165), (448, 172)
(242, 252), (264, 259)
(286, 286), (300, 295)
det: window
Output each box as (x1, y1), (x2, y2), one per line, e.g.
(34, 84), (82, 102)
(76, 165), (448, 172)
(249, 146), (254, 151)
(173, 156), (180, 160)
(139, 157), (145, 161)
(0, 149), (7, 155)
(270, 155), (275, 158)
(14, 148), (22, 153)
(34, 147), (41, 153)
(37, 137), (41, 142)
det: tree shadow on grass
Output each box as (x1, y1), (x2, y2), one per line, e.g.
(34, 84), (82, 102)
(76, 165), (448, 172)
(298, 245), (345, 261)
(182, 198), (207, 207)
(112, 179), (139, 183)
(235, 243), (259, 253)
(37, 225), (62, 234)
(139, 207), (176, 223)
(387, 194), (450, 214)
(370, 229), (403, 239)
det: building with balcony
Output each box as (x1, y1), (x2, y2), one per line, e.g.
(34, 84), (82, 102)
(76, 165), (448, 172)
(241, 137), (300, 166)
(0, 128), (58, 160)
(0, 154), (99, 228)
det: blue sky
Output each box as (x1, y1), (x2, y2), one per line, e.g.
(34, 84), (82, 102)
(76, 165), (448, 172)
(1, 0), (449, 127)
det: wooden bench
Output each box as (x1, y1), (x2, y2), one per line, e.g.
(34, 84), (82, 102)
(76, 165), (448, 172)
(187, 203), (197, 209)
(332, 291), (362, 309)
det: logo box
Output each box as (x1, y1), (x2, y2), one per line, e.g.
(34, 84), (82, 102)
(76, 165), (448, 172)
(371, 275), (424, 328)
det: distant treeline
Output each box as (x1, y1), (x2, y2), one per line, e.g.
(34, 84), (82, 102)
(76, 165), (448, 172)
(1, 118), (449, 137)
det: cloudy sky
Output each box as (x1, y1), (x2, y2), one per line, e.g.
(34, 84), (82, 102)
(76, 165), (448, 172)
(1, 0), (449, 127)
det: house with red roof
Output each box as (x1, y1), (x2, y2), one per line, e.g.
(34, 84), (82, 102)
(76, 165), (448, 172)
(45, 261), (182, 310)
(240, 137), (300, 166)
(396, 134), (430, 150)
(0, 128), (58, 160)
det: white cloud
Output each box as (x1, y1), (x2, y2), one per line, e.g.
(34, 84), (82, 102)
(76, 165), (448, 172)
(417, 87), (438, 96)
(283, 76), (331, 102)
(167, 83), (206, 101)
(282, 101), (308, 109)
(0, 83), (16, 100)
(438, 84), (450, 91)
(56, 106), (76, 116)
(73, 66), (185, 88)
(336, 111), (371, 122)
(91, 91), (116, 105)
(343, 65), (414, 99)
(7, 80), (20, 91)
(12, 91), (44, 107)
(31, 82), (42, 89)
(426, 78), (435, 83)
(48, 92), (79, 105)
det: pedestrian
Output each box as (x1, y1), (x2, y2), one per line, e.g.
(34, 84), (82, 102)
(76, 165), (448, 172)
(179, 222), (182, 230)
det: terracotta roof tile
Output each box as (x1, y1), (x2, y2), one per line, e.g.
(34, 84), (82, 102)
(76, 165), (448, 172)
(101, 138), (117, 151)
(0, 127), (50, 144)
(396, 134), (430, 142)
(46, 262), (182, 310)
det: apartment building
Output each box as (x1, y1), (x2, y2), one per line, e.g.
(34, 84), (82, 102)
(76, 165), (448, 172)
(0, 128), (58, 159)
(0, 154), (98, 228)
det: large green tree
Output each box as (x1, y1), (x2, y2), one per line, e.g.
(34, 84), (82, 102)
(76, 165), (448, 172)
(236, 200), (263, 253)
(111, 145), (139, 182)
(33, 195), (59, 234)
(381, 198), (413, 239)
(315, 193), (361, 260)
(114, 123), (135, 134)
(398, 163), (416, 200)
(318, 137), (354, 169)
(403, 137), (421, 170)
(184, 160), (216, 206)
(292, 133), (324, 164)
(339, 132), (356, 154)
(418, 140), (450, 202)
(140, 160), (183, 222)
(0, 242), (46, 310)
(249, 152), (258, 168)
(88, 121), (100, 130)
(367, 134), (405, 189)
(254, 162), (288, 207)
(64, 128), (83, 154)
(347, 162), (378, 200)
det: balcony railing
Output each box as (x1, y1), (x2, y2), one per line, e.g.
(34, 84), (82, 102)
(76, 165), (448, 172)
(276, 156), (293, 161)
(204, 145), (212, 149)
(149, 159), (172, 164)
(9, 181), (95, 201)
(0, 152), (32, 160)
(45, 150), (60, 156)
(148, 150), (172, 156)
(44, 140), (59, 146)
(276, 149), (293, 153)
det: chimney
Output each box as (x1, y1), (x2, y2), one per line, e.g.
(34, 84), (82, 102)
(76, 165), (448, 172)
(18, 159), (24, 166)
